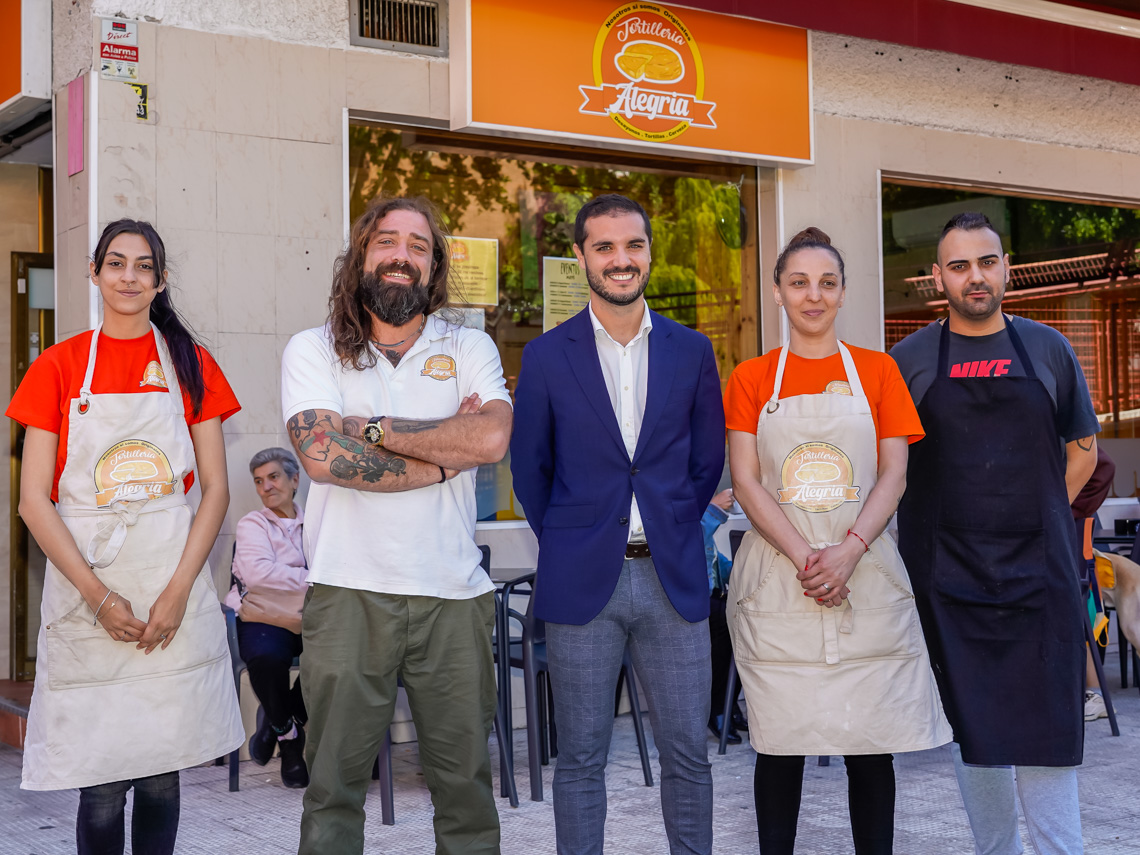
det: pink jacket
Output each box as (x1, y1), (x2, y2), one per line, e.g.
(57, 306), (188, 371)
(223, 505), (307, 614)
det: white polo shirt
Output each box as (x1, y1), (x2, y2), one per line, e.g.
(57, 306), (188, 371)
(280, 313), (510, 599)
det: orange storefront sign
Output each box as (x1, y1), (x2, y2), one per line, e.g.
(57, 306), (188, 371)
(461, 1), (811, 163)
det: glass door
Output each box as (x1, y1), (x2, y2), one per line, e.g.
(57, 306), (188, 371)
(11, 251), (54, 680)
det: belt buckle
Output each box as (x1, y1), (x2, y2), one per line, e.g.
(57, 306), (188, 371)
(625, 542), (651, 560)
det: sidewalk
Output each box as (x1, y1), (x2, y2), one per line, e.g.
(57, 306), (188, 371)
(1, 645), (1136, 854)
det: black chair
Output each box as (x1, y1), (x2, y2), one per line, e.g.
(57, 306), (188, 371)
(1076, 517), (1119, 736)
(374, 544), (519, 824)
(716, 529), (746, 756)
(220, 604), (247, 792)
(498, 573), (653, 802)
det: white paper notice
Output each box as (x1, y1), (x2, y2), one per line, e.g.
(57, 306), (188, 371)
(543, 257), (590, 332)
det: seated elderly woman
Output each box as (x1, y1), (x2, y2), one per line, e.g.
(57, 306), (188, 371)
(224, 447), (309, 788)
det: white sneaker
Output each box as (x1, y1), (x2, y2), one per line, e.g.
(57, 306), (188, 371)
(1084, 690), (1107, 721)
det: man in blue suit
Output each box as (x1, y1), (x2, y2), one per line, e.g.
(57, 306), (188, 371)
(511, 194), (725, 855)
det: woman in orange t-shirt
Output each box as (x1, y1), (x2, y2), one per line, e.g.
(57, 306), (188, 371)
(724, 228), (950, 855)
(7, 220), (244, 855)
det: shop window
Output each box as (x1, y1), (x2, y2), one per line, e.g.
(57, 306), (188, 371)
(350, 0), (447, 56)
(349, 122), (758, 521)
(881, 179), (1140, 439)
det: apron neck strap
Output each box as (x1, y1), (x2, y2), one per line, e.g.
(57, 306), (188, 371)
(769, 341), (865, 407)
(77, 323), (186, 415)
(937, 314), (1037, 379)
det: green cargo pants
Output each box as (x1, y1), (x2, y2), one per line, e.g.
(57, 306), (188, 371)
(298, 584), (500, 855)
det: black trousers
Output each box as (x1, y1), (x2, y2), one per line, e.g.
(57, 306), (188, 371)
(236, 618), (307, 730)
(754, 752), (895, 855)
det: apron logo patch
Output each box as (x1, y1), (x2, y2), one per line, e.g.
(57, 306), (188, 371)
(421, 354), (457, 381)
(824, 380), (852, 396)
(139, 360), (168, 389)
(777, 441), (861, 513)
(94, 439), (177, 507)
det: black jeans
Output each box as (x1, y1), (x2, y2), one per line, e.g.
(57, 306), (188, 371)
(754, 752), (895, 855)
(237, 618), (307, 729)
(77, 771), (180, 855)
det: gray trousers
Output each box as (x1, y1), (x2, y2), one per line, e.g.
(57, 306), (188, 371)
(546, 558), (713, 855)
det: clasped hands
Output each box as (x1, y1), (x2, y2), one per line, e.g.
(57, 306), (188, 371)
(91, 581), (189, 654)
(796, 537), (864, 608)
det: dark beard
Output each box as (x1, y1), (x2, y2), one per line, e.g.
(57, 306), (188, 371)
(360, 263), (431, 327)
(584, 264), (650, 306)
(946, 285), (1003, 320)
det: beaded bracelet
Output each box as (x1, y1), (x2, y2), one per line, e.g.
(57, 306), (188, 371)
(847, 529), (870, 553)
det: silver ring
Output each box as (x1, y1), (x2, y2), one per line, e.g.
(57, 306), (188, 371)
(822, 582), (831, 591)
(160, 634), (167, 640)
(120, 632), (127, 641)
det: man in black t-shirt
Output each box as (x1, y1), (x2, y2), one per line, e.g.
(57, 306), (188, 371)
(891, 212), (1098, 855)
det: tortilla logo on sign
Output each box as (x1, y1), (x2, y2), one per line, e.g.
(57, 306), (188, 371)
(451, 241), (469, 262)
(421, 354), (457, 381)
(777, 442), (861, 513)
(93, 439), (176, 507)
(579, 4), (717, 143)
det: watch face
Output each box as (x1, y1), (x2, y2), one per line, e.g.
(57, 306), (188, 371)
(363, 423), (381, 444)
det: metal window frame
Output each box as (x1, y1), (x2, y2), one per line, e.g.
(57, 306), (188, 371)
(350, 0), (449, 57)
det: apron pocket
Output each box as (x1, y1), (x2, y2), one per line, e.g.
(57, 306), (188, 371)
(837, 601), (922, 661)
(732, 610), (825, 665)
(45, 601), (230, 691)
(934, 523), (1048, 641)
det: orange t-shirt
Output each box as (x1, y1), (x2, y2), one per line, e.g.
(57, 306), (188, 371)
(6, 330), (241, 501)
(724, 343), (924, 444)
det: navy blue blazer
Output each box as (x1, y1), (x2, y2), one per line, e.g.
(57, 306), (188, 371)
(510, 308), (726, 625)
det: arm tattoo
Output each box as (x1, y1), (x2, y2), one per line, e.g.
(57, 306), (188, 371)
(341, 416), (366, 438)
(1077, 437), (1093, 452)
(287, 409), (408, 485)
(329, 451), (407, 482)
(390, 418), (443, 434)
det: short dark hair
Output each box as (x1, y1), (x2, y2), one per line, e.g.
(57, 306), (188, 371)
(937, 211), (1003, 262)
(573, 194), (652, 250)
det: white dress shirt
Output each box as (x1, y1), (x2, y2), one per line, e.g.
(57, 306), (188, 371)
(588, 301), (653, 544)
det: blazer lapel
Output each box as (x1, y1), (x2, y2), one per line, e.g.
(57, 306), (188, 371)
(564, 310), (628, 456)
(633, 317), (676, 463)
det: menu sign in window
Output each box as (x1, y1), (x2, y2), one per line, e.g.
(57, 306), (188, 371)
(543, 257), (591, 332)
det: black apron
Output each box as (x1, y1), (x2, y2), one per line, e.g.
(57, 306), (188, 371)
(897, 317), (1084, 767)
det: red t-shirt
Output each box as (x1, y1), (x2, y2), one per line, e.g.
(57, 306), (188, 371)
(6, 330), (241, 501)
(724, 343), (924, 445)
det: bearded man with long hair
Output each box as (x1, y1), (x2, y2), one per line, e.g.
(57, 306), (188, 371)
(281, 196), (513, 855)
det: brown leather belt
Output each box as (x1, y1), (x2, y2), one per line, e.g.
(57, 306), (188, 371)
(625, 542), (652, 559)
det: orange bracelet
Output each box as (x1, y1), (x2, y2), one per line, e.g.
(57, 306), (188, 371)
(847, 529), (870, 552)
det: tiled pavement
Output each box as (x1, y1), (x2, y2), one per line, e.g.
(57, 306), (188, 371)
(2, 644), (1138, 854)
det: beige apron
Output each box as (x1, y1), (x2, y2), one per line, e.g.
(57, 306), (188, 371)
(727, 343), (951, 756)
(21, 324), (244, 791)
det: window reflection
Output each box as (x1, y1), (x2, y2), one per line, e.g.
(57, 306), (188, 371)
(349, 123), (757, 519)
(882, 181), (1140, 439)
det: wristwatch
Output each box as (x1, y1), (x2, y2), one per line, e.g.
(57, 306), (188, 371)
(362, 416), (386, 447)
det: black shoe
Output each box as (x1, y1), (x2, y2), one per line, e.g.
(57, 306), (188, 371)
(708, 715), (742, 745)
(279, 725), (309, 789)
(248, 710), (277, 766)
(732, 710), (749, 732)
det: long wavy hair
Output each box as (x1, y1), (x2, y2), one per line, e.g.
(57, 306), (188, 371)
(91, 219), (206, 417)
(329, 196), (452, 369)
